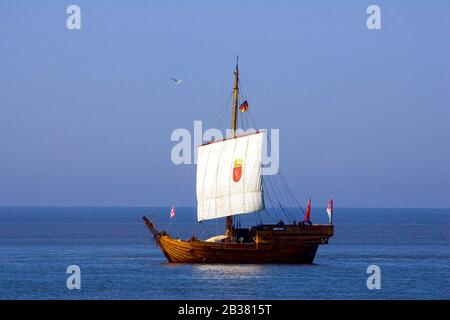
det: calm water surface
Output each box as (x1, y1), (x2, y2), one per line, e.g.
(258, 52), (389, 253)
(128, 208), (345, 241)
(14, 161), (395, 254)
(0, 207), (448, 299)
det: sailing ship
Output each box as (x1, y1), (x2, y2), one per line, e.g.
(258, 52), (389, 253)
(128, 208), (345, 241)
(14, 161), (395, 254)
(143, 60), (333, 263)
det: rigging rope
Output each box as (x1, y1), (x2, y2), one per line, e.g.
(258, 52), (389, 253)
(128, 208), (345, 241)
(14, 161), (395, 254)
(266, 132), (305, 217)
(238, 85), (306, 222)
(215, 90), (234, 131)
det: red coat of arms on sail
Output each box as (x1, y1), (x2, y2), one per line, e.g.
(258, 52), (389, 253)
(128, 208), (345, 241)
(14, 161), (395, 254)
(233, 159), (243, 182)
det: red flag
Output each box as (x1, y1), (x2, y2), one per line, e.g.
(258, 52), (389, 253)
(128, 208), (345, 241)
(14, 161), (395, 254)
(169, 206), (175, 219)
(239, 100), (249, 112)
(304, 197), (311, 222)
(326, 195), (333, 224)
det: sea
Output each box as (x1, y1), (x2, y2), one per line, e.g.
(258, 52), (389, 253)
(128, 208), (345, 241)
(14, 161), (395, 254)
(0, 207), (448, 300)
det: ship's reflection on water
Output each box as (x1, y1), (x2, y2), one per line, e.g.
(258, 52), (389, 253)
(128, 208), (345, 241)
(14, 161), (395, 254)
(191, 264), (265, 280)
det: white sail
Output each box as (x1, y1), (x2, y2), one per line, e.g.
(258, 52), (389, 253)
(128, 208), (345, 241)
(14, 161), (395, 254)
(196, 131), (265, 221)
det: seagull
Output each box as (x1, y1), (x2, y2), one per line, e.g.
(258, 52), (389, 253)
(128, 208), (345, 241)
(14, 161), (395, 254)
(170, 78), (183, 85)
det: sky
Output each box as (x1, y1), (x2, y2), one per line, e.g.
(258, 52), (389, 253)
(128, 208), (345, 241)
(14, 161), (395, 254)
(0, 0), (449, 208)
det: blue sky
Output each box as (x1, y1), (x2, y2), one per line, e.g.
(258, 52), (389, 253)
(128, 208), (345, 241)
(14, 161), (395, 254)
(0, 0), (448, 207)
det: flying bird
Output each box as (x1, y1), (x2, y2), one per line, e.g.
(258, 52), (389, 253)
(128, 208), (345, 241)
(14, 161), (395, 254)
(170, 78), (183, 85)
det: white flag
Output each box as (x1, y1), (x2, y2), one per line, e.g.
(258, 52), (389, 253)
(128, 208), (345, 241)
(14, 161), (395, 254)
(326, 196), (333, 224)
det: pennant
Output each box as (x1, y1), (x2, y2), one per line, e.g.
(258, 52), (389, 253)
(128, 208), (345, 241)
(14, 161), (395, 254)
(326, 196), (333, 224)
(304, 197), (311, 222)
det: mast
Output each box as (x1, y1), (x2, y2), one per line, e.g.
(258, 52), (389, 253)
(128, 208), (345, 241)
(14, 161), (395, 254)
(231, 57), (239, 138)
(225, 57), (239, 241)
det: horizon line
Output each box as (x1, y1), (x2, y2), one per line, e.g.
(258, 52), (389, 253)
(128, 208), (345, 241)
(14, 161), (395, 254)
(0, 205), (449, 210)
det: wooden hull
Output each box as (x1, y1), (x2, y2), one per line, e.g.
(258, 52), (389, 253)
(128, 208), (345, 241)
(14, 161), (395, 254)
(157, 235), (320, 263)
(143, 217), (333, 264)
